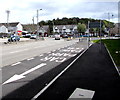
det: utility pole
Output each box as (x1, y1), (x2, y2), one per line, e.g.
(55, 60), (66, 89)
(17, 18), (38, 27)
(37, 9), (39, 40)
(100, 20), (102, 51)
(118, 1), (120, 35)
(6, 10), (10, 29)
(52, 21), (55, 35)
(6, 10), (11, 42)
(108, 12), (110, 38)
(36, 9), (42, 40)
(32, 17), (34, 25)
(88, 21), (90, 48)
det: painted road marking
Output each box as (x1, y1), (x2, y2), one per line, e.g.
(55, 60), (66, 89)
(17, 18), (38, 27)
(3, 63), (46, 85)
(68, 88), (95, 100)
(11, 62), (21, 66)
(40, 47), (84, 63)
(39, 54), (44, 57)
(52, 50), (56, 52)
(48, 53), (77, 57)
(40, 56), (67, 63)
(27, 58), (34, 61)
(10, 49), (28, 54)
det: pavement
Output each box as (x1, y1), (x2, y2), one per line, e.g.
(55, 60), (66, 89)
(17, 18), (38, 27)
(2, 43), (120, 100)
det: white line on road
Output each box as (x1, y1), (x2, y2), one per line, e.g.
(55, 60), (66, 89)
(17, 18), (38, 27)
(39, 54), (44, 57)
(27, 58), (34, 61)
(10, 49), (28, 54)
(52, 50), (56, 52)
(3, 63), (47, 85)
(11, 62), (21, 66)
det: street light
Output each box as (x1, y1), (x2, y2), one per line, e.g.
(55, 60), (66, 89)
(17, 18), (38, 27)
(104, 12), (114, 38)
(6, 10), (10, 28)
(6, 10), (11, 42)
(36, 9), (42, 40)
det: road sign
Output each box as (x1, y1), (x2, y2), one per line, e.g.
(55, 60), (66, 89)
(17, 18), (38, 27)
(89, 22), (103, 28)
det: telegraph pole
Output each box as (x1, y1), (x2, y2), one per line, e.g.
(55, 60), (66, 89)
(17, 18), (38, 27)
(118, 1), (120, 35)
(107, 12), (110, 38)
(36, 9), (42, 40)
(88, 21), (90, 48)
(6, 10), (10, 28)
(6, 10), (11, 42)
(32, 17), (34, 25)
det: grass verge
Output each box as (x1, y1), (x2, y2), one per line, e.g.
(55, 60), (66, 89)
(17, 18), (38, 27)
(102, 39), (120, 67)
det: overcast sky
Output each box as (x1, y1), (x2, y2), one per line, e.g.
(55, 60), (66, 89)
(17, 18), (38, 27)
(0, 0), (119, 24)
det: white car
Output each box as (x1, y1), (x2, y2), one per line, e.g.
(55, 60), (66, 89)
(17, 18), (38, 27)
(54, 34), (60, 40)
(30, 34), (37, 39)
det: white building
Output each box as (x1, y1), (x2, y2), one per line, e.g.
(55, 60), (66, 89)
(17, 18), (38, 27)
(53, 25), (78, 34)
(0, 24), (8, 33)
(0, 22), (23, 34)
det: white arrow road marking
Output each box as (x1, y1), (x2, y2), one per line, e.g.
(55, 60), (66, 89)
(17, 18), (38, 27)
(3, 63), (46, 85)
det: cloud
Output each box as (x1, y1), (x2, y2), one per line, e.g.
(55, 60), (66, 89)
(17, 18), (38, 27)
(0, 0), (119, 24)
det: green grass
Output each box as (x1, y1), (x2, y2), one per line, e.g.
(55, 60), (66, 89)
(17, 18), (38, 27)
(102, 39), (120, 67)
(92, 40), (100, 43)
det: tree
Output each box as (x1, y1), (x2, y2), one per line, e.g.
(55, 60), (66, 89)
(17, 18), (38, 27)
(77, 23), (86, 34)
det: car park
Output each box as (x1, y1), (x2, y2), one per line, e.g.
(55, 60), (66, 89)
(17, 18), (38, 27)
(8, 35), (20, 42)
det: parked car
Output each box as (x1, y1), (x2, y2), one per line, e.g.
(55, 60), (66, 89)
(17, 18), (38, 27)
(30, 34), (37, 39)
(115, 34), (120, 37)
(8, 35), (20, 42)
(55, 34), (60, 40)
(61, 34), (68, 38)
(25, 34), (31, 38)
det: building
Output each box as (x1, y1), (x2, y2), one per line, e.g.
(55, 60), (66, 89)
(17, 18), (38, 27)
(23, 24), (50, 36)
(39, 25), (50, 36)
(0, 24), (8, 33)
(110, 23), (120, 36)
(53, 25), (78, 34)
(0, 22), (23, 35)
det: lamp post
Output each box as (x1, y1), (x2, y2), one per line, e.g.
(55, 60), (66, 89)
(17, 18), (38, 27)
(105, 12), (114, 38)
(36, 9), (42, 40)
(6, 10), (11, 42)
(6, 10), (10, 29)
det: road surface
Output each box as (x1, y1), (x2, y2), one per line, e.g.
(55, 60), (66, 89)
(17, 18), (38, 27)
(2, 38), (88, 98)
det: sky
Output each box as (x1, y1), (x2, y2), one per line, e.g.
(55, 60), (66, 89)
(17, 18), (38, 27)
(0, 0), (119, 24)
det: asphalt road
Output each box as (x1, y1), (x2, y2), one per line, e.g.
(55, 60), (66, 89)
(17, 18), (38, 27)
(1, 37), (81, 67)
(2, 43), (120, 100)
(2, 40), (88, 99)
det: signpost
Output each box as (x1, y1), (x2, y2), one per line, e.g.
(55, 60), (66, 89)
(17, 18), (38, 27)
(88, 21), (103, 51)
(89, 22), (103, 28)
